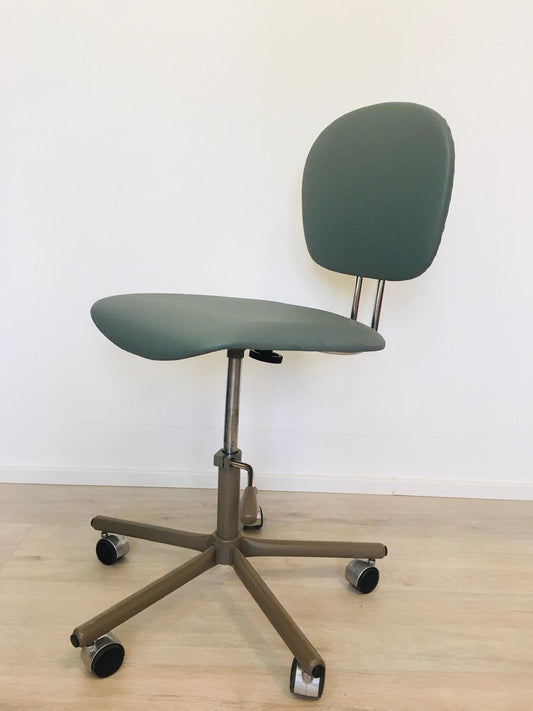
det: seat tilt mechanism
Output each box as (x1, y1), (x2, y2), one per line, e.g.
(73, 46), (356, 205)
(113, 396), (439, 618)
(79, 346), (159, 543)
(249, 349), (283, 364)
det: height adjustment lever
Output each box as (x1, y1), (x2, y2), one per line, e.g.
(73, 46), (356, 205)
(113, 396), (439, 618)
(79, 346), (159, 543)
(249, 349), (283, 364)
(229, 459), (259, 527)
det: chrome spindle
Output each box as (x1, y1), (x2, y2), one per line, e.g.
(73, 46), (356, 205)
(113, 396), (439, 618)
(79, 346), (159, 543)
(350, 276), (363, 320)
(371, 280), (385, 331)
(223, 350), (244, 454)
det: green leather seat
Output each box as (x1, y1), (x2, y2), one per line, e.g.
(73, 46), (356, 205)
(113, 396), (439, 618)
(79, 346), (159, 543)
(91, 293), (385, 361)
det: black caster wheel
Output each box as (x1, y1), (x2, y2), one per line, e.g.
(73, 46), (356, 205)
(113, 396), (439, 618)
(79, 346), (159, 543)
(243, 506), (263, 531)
(80, 632), (125, 678)
(96, 533), (129, 565)
(345, 558), (379, 594)
(289, 658), (325, 699)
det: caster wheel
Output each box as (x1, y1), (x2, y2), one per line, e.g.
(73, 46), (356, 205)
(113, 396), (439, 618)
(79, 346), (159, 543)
(243, 506), (263, 531)
(80, 632), (125, 678)
(345, 558), (379, 594)
(289, 658), (325, 699)
(96, 533), (129, 565)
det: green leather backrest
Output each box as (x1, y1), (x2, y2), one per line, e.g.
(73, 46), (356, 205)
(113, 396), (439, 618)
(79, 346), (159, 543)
(302, 102), (454, 281)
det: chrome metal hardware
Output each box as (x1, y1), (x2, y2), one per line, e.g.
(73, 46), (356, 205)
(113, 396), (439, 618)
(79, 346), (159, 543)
(345, 558), (380, 594)
(96, 533), (129, 565)
(350, 276), (385, 331)
(290, 658), (325, 698)
(80, 632), (125, 678)
(350, 276), (363, 320)
(223, 350), (244, 455)
(371, 279), (385, 331)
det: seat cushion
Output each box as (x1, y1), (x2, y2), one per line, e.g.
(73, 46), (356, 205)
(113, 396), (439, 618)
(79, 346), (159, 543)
(91, 293), (385, 361)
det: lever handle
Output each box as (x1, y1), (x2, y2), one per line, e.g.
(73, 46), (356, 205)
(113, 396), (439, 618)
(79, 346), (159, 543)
(249, 349), (283, 364)
(240, 485), (258, 526)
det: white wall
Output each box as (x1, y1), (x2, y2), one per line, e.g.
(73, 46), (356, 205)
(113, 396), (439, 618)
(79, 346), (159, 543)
(2, 0), (532, 498)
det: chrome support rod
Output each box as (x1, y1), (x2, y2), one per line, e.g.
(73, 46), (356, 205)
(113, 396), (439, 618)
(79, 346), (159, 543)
(371, 280), (386, 331)
(223, 349), (244, 455)
(350, 276), (363, 320)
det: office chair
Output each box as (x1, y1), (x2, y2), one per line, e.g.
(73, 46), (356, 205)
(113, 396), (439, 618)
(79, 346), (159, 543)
(70, 102), (454, 699)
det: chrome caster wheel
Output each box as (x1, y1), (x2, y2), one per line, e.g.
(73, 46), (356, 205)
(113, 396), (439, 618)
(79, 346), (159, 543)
(290, 658), (325, 699)
(96, 533), (129, 565)
(345, 558), (379, 594)
(80, 632), (125, 678)
(243, 506), (263, 531)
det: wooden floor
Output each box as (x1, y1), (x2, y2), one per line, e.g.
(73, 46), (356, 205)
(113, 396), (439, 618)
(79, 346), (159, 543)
(0, 484), (532, 710)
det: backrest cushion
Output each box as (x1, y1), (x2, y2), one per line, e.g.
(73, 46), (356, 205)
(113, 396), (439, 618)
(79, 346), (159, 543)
(302, 102), (454, 280)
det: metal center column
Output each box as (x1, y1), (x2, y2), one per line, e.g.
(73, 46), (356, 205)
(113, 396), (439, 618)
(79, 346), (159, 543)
(215, 349), (245, 548)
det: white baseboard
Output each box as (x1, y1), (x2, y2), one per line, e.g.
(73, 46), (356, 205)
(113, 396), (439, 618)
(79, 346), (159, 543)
(392, 477), (533, 501)
(1, 465), (532, 500)
(0, 466), (217, 489)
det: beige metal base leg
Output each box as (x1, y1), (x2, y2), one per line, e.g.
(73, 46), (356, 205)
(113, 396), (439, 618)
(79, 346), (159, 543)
(91, 515), (214, 552)
(71, 545), (216, 648)
(233, 548), (325, 678)
(241, 537), (387, 560)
